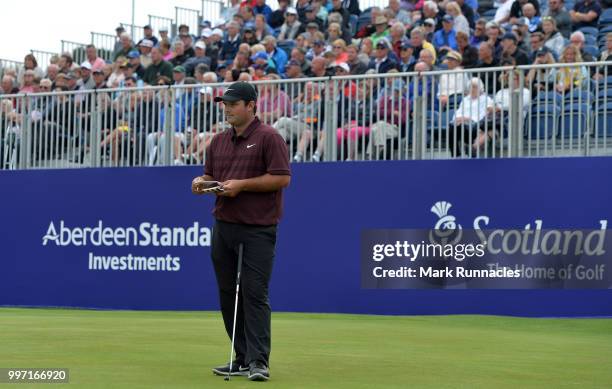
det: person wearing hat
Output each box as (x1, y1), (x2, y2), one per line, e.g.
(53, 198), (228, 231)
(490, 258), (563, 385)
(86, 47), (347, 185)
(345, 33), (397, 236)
(525, 46), (557, 96)
(127, 50), (146, 79)
(433, 14), (458, 52)
(398, 41), (416, 72)
(158, 27), (170, 46)
(297, 4), (324, 35)
(143, 47), (174, 85)
(241, 24), (259, 45)
(369, 39), (399, 74)
(371, 16), (390, 47)
(278, 6), (302, 41)
(113, 26), (126, 57)
(191, 81), (290, 382)
(119, 60), (136, 83)
(422, 18), (436, 42)
(437, 50), (468, 107)
(137, 25), (159, 47)
(92, 68), (107, 90)
(172, 65), (186, 86)
(500, 32), (529, 65)
(63, 71), (79, 92)
(78, 62), (95, 90)
(138, 39), (154, 68)
(179, 33), (196, 58)
(184, 41), (212, 77)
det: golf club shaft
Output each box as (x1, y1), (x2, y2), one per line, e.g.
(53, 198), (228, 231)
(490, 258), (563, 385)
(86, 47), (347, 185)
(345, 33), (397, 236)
(227, 243), (244, 380)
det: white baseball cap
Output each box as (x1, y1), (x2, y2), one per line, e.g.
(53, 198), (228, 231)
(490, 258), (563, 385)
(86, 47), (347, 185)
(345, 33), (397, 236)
(335, 62), (350, 73)
(212, 28), (224, 37)
(195, 41), (206, 50)
(201, 28), (213, 38)
(80, 62), (92, 70)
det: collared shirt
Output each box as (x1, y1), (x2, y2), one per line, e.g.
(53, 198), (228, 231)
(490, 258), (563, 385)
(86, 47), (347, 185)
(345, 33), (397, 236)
(204, 117), (291, 225)
(375, 56), (388, 73)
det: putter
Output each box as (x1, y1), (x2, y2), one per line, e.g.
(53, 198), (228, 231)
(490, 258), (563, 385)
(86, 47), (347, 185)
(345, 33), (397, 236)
(225, 243), (244, 382)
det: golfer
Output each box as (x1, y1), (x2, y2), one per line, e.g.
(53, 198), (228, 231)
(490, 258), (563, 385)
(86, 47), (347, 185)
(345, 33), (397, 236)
(192, 81), (291, 381)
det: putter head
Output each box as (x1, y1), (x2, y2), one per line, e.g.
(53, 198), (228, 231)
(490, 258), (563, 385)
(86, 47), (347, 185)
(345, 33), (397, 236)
(224, 375), (230, 381)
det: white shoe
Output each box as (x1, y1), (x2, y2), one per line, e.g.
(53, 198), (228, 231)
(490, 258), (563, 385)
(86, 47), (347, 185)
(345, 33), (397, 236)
(311, 153), (320, 162)
(173, 158), (184, 165)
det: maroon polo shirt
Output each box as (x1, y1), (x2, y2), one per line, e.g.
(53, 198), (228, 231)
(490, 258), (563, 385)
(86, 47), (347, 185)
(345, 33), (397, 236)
(204, 116), (291, 226)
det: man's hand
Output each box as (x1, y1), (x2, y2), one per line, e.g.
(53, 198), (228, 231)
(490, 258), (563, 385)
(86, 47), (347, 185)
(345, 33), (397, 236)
(192, 176), (207, 194)
(218, 179), (245, 197)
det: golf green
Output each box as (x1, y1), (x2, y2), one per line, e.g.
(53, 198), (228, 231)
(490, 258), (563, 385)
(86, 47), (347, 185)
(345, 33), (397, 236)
(0, 308), (610, 388)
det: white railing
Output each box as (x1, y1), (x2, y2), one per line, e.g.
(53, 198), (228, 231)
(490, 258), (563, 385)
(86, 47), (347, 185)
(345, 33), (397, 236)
(1, 61), (611, 170)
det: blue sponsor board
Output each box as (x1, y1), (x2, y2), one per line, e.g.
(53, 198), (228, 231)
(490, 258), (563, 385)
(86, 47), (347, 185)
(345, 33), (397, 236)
(1, 157), (612, 316)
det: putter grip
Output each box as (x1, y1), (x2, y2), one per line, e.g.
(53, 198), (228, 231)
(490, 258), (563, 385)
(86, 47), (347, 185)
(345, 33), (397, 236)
(237, 243), (244, 283)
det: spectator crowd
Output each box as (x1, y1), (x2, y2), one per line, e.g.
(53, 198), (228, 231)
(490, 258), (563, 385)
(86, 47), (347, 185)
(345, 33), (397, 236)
(1, 0), (612, 164)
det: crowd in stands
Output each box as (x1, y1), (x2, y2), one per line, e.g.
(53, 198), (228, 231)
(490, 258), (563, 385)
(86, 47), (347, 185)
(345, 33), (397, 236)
(1, 0), (612, 165)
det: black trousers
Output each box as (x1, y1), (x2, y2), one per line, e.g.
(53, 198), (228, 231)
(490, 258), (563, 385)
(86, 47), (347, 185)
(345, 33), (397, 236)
(211, 219), (277, 367)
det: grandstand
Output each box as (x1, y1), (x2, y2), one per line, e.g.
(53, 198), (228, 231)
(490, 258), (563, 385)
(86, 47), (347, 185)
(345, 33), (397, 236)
(1, 0), (612, 169)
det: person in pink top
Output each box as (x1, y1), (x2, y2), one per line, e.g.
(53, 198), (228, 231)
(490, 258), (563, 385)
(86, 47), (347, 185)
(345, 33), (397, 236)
(19, 70), (36, 93)
(85, 45), (106, 72)
(256, 74), (293, 125)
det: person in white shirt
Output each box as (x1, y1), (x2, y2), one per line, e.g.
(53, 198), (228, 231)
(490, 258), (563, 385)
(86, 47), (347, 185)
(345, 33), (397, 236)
(450, 77), (495, 156)
(437, 50), (469, 107)
(494, 0), (514, 24)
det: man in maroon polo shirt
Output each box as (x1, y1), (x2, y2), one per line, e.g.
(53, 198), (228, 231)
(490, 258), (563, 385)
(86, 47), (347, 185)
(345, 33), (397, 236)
(191, 81), (291, 382)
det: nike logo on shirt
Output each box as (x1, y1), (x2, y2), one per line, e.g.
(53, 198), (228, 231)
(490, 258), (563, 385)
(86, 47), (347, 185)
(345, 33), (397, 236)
(247, 144), (256, 149)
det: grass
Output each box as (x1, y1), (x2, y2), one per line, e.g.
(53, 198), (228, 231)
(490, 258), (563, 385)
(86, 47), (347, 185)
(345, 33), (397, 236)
(0, 308), (610, 388)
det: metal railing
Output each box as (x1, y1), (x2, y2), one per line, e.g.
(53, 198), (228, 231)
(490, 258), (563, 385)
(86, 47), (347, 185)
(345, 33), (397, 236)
(1, 61), (611, 170)
(121, 23), (145, 43)
(60, 40), (89, 65)
(0, 59), (24, 78)
(175, 6), (201, 37)
(148, 15), (176, 39)
(90, 32), (117, 61)
(201, 0), (224, 24)
(30, 50), (58, 71)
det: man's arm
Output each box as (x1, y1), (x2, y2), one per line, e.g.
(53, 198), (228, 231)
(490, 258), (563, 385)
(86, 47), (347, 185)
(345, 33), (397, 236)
(219, 174), (290, 197)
